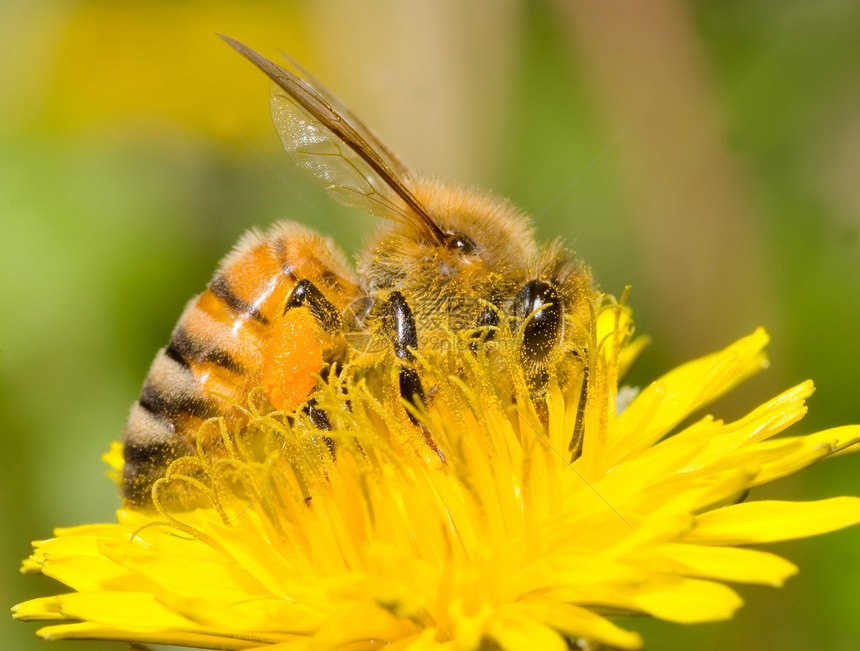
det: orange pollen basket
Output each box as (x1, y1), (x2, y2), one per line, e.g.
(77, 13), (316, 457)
(261, 306), (323, 410)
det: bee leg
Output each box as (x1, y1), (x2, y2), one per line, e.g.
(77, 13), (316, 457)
(283, 279), (342, 333)
(469, 300), (500, 352)
(281, 280), (344, 457)
(569, 363), (588, 462)
(303, 398), (336, 459)
(386, 292), (445, 462)
(398, 366), (426, 421)
(282, 277), (350, 387)
(387, 291), (425, 416)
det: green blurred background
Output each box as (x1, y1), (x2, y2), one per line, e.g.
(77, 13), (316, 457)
(2, 1), (858, 649)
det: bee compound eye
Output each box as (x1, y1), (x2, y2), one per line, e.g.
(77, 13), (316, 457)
(515, 280), (564, 363)
(454, 234), (476, 255)
(441, 231), (476, 255)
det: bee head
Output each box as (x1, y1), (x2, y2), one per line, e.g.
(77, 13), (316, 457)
(359, 178), (538, 292)
(357, 177), (594, 370)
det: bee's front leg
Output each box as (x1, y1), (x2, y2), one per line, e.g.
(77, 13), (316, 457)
(469, 300), (501, 352)
(383, 292), (445, 462)
(386, 291), (425, 422)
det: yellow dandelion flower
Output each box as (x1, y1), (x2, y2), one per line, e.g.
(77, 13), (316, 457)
(13, 301), (860, 650)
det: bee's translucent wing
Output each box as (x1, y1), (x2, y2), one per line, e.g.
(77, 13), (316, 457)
(221, 36), (444, 244)
(276, 49), (413, 181)
(268, 82), (413, 223)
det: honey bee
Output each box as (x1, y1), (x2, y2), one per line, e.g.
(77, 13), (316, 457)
(122, 36), (595, 505)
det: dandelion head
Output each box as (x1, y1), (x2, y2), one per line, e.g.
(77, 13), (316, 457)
(14, 298), (860, 650)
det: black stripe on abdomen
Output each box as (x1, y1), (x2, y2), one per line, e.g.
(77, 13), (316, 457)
(166, 327), (246, 375)
(164, 338), (191, 368)
(209, 274), (270, 325)
(139, 382), (217, 420)
(123, 440), (177, 467)
(122, 438), (182, 505)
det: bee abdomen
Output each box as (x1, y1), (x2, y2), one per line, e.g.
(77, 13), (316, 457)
(121, 437), (183, 505)
(122, 344), (222, 501)
(138, 380), (217, 420)
(122, 222), (363, 505)
(209, 273), (270, 325)
(165, 326), (246, 376)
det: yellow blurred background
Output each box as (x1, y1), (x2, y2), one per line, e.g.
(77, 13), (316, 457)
(2, 1), (858, 649)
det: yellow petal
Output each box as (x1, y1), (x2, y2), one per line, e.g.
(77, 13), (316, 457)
(99, 534), (273, 604)
(12, 597), (70, 622)
(487, 610), (568, 651)
(308, 603), (420, 649)
(656, 329), (769, 414)
(596, 301), (633, 354)
(608, 329), (769, 464)
(14, 323), (860, 651)
(625, 577), (743, 623)
(508, 601), (643, 650)
(102, 440), (124, 478)
(502, 551), (645, 602)
(680, 382), (814, 470)
(604, 381), (669, 465)
(42, 552), (157, 593)
(617, 335), (650, 381)
(633, 544), (797, 586)
(36, 621), (267, 648)
(38, 591), (194, 631)
(381, 630), (450, 651)
(728, 425), (860, 487)
(830, 438), (860, 458)
(688, 497), (860, 545)
(22, 528), (160, 593)
(164, 595), (326, 634)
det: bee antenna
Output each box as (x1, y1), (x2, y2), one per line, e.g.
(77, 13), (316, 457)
(569, 299), (598, 462)
(569, 362), (588, 462)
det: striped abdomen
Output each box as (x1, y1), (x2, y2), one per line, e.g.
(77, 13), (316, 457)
(122, 222), (360, 504)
